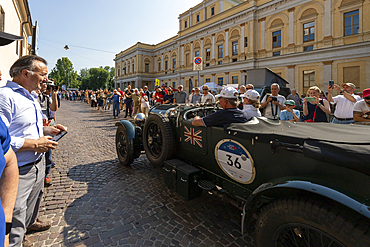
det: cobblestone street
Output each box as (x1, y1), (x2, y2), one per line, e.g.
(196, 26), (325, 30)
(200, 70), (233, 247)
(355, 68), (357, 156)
(28, 100), (255, 247)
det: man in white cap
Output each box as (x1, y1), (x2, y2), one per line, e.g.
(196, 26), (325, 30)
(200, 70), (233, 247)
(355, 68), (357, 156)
(192, 86), (248, 127)
(327, 82), (361, 124)
(241, 89), (261, 119)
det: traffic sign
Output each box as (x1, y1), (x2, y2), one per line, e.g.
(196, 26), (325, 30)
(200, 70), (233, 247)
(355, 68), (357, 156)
(193, 57), (203, 71)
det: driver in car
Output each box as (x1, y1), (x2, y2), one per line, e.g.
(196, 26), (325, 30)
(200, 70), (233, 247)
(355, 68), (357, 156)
(192, 87), (248, 127)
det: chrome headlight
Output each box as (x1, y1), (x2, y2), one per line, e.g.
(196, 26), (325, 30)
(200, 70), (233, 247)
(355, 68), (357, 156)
(134, 113), (146, 123)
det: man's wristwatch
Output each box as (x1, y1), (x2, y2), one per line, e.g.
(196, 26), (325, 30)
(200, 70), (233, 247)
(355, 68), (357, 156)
(318, 103), (322, 107)
(6, 222), (12, 234)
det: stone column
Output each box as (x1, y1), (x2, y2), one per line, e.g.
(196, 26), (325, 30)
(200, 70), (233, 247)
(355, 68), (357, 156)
(225, 72), (229, 85)
(225, 29), (229, 58)
(181, 46), (185, 66)
(203, 4), (206, 21)
(161, 54), (164, 71)
(323, 61), (332, 89)
(288, 8), (295, 45)
(190, 42), (194, 65)
(200, 39), (204, 58)
(240, 70), (245, 85)
(154, 57), (157, 72)
(240, 24), (245, 54)
(189, 11), (192, 27)
(212, 74), (215, 83)
(212, 34), (215, 60)
(220, 0), (223, 12)
(259, 18), (266, 50)
(287, 65), (295, 89)
(324, 0), (332, 38)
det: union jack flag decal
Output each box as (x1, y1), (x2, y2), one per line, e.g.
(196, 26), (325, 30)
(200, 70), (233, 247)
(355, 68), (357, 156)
(184, 126), (203, 148)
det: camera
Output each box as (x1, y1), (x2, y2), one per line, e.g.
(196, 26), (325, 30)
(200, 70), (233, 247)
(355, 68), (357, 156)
(271, 96), (277, 101)
(46, 83), (58, 91)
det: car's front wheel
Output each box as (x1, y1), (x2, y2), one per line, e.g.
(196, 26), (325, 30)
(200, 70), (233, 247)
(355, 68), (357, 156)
(115, 125), (134, 166)
(256, 197), (370, 247)
(143, 114), (175, 167)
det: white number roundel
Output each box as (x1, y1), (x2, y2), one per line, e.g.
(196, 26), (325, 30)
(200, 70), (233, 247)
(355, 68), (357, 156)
(215, 139), (255, 184)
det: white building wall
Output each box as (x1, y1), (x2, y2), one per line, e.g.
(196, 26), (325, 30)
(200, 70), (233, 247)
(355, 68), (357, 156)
(0, 0), (31, 86)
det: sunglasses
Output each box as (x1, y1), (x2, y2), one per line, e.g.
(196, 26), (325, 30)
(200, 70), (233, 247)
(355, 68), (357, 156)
(203, 89), (208, 90)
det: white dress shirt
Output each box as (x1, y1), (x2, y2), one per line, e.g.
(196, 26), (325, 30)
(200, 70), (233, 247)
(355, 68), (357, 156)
(0, 81), (44, 166)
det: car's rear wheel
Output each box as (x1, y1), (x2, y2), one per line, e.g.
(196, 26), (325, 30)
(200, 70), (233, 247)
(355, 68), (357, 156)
(143, 114), (175, 167)
(256, 197), (370, 247)
(115, 125), (134, 166)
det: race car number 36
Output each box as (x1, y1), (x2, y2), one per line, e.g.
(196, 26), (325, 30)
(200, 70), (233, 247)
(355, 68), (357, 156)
(215, 139), (255, 184)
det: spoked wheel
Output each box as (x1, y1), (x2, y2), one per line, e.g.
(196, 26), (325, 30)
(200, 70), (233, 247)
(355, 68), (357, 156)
(143, 114), (175, 167)
(273, 223), (345, 247)
(256, 197), (370, 247)
(115, 125), (134, 166)
(146, 122), (163, 159)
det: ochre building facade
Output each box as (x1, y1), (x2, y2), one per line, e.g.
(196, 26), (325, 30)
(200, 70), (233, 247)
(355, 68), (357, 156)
(114, 0), (370, 95)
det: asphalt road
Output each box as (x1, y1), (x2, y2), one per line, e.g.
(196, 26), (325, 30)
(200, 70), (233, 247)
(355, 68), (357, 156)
(27, 100), (255, 247)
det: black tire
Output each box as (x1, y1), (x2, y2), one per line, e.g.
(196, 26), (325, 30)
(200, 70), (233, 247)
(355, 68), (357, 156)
(143, 114), (175, 167)
(256, 197), (370, 247)
(115, 125), (134, 166)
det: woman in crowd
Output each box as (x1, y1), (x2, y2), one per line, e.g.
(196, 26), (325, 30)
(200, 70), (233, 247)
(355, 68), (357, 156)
(103, 89), (108, 111)
(140, 94), (150, 117)
(241, 89), (261, 119)
(163, 88), (174, 104)
(97, 90), (104, 111)
(106, 90), (112, 110)
(90, 91), (97, 109)
(302, 86), (330, 122)
(131, 88), (141, 116)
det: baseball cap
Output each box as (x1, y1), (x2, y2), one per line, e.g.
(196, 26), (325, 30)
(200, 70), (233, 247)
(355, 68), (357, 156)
(363, 88), (370, 98)
(215, 87), (238, 99)
(242, 90), (260, 101)
(284, 100), (295, 106)
(341, 82), (356, 89)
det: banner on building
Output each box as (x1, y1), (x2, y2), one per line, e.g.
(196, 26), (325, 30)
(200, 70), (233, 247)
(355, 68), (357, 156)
(155, 79), (160, 87)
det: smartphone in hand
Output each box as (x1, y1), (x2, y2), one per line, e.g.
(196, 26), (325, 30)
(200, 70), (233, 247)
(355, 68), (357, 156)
(51, 130), (68, 142)
(305, 97), (315, 102)
(329, 80), (334, 88)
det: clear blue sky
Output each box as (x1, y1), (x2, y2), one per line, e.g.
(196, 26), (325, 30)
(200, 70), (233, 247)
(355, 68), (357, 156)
(28, 0), (201, 73)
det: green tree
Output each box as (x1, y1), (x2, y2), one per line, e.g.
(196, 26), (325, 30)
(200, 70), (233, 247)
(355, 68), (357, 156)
(79, 66), (114, 90)
(49, 57), (80, 89)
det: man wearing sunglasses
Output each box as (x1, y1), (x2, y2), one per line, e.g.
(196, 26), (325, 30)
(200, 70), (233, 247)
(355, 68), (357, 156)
(353, 88), (370, 123)
(192, 87), (247, 127)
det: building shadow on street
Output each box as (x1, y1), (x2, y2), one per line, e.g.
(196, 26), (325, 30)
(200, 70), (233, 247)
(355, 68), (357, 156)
(62, 156), (255, 246)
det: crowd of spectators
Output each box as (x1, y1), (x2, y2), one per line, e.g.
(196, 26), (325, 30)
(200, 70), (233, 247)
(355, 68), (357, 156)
(64, 80), (370, 125)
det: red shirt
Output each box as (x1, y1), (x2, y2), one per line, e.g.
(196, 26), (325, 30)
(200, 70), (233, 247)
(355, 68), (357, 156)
(118, 91), (124, 99)
(154, 91), (164, 104)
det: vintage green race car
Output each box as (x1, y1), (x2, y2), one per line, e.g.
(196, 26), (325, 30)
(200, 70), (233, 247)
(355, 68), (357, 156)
(115, 103), (370, 246)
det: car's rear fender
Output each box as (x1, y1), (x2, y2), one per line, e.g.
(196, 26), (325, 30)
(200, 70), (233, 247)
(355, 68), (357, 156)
(115, 120), (142, 159)
(243, 180), (370, 228)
